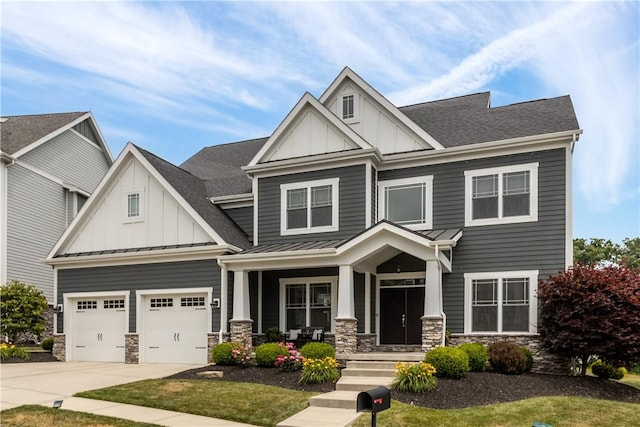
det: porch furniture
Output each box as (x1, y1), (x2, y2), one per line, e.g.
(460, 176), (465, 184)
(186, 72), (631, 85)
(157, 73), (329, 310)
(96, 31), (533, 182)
(286, 327), (325, 347)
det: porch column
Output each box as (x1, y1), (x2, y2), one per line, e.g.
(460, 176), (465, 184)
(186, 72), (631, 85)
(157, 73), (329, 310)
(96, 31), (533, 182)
(335, 265), (357, 355)
(422, 260), (444, 351)
(230, 270), (253, 347)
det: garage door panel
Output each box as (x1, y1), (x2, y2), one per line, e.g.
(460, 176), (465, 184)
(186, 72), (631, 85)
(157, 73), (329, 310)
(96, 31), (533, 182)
(71, 297), (126, 362)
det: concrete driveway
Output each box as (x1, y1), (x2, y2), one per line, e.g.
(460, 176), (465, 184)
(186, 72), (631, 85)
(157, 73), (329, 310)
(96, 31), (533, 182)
(0, 361), (200, 411)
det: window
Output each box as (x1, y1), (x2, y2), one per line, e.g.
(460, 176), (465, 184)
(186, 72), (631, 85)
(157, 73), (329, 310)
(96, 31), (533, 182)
(280, 277), (337, 332)
(123, 188), (145, 222)
(464, 271), (538, 334)
(378, 176), (433, 230)
(77, 300), (97, 310)
(340, 93), (358, 122)
(127, 193), (140, 217)
(465, 163), (538, 226)
(150, 298), (173, 308)
(181, 296), (205, 307)
(104, 299), (125, 309)
(280, 178), (339, 235)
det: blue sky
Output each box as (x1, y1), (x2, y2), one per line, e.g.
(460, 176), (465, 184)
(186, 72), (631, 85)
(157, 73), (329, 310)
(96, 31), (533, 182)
(2, 1), (638, 243)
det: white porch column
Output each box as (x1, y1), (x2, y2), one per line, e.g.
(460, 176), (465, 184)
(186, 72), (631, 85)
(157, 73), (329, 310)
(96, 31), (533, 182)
(337, 265), (355, 319)
(424, 260), (442, 317)
(231, 269), (251, 321)
(364, 272), (371, 334)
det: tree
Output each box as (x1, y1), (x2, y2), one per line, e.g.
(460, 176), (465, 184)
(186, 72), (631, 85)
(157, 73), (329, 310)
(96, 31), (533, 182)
(620, 238), (640, 269)
(0, 280), (48, 343)
(573, 237), (640, 269)
(537, 264), (640, 375)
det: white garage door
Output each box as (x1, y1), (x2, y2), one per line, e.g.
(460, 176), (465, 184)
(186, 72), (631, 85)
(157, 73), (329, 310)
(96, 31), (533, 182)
(71, 297), (127, 362)
(141, 293), (208, 364)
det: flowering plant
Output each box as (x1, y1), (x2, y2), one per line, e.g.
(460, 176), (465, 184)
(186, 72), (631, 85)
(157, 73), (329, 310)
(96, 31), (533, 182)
(231, 342), (254, 368)
(0, 342), (29, 360)
(392, 361), (437, 393)
(299, 356), (340, 384)
(274, 342), (303, 371)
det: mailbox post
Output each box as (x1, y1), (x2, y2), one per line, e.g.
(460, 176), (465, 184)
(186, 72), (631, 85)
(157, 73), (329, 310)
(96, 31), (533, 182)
(356, 386), (391, 427)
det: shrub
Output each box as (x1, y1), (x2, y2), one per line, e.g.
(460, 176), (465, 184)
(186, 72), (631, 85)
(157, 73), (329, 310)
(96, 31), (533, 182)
(488, 341), (527, 375)
(392, 361), (438, 393)
(521, 347), (534, 372)
(231, 342), (254, 368)
(211, 342), (239, 365)
(41, 337), (54, 351)
(0, 280), (48, 343)
(424, 347), (469, 379)
(0, 343), (29, 360)
(299, 342), (335, 359)
(264, 327), (283, 343)
(458, 343), (488, 372)
(255, 342), (288, 367)
(299, 357), (340, 384)
(275, 342), (303, 372)
(592, 360), (626, 380)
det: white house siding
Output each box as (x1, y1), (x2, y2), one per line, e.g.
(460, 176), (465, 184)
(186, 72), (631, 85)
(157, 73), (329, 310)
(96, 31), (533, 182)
(6, 165), (66, 302)
(63, 157), (211, 254)
(18, 128), (109, 193)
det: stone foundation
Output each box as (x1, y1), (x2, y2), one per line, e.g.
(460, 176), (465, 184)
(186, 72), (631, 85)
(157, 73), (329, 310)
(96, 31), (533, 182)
(421, 316), (444, 351)
(334, 318), (357, 354)
(356, 334), (377, 352)
(229, 320), (253, 347)
(448, 334), (571, 375)
(125, 334), (139, 364)
(52, 334), (65, 361)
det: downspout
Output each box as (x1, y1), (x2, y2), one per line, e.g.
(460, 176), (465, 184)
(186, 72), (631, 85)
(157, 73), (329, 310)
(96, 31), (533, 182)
(434, 244), (447, 347)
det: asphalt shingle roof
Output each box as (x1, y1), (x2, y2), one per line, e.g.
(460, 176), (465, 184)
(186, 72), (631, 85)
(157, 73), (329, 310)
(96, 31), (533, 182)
(0, 112), (88, 155)
(135, 145), (252, 249)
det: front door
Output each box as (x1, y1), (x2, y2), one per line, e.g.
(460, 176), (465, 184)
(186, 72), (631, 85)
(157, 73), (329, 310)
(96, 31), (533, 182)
(379, 283), (424, 345)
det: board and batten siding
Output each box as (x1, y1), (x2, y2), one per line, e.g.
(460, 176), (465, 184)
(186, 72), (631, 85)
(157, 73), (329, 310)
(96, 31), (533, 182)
(57, 260), (221, 334)
(18, 129), (109, 193)
(380, 148), (567, 333)
(224, 206), (253, 243)
(6, 165), (66, 302)
(257, 164), (367, 244)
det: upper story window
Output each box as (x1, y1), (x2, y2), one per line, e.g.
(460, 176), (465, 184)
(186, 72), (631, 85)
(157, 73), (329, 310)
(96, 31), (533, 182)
(123, 188), (145, 223)
(464, 163), (538, 227)
(340, 93), (358, 123)
(378, 176), (433, 230)
(280, 178), (339, 235)
(464, 271), (538, 334)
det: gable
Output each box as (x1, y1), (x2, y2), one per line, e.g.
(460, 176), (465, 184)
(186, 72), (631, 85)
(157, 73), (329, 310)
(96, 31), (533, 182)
(58, 154), (214, 255)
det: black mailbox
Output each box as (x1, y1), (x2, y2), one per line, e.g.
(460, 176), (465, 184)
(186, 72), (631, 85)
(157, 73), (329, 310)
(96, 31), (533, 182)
(356, 386), (391, 413)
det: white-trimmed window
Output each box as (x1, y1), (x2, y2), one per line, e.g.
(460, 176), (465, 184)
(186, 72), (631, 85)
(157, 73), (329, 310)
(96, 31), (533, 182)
(465, 163), (538, 226)
(279, 277), (337, 332)
(340, 93), (358, 123)
(280, 178), (339, 235)
(464, 271), (538, 334)
(378, 176), (433, 230)
(123, 188), (145, 222)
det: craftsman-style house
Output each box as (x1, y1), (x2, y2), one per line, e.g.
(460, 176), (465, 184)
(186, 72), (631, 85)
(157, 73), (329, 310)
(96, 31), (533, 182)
(45, 68), (580, 364)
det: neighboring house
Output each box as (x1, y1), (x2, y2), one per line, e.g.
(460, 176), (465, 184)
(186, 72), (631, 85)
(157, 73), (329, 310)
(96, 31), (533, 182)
(45, 68), (581, 366)
(0, 112), (112, 307)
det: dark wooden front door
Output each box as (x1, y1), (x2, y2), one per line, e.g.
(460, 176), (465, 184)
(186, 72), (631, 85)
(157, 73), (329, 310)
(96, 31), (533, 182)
(379, 286), (425, 345)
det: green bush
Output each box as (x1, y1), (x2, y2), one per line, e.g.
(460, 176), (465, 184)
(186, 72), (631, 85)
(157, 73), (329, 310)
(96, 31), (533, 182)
(41, 337), (54, 351)
(457, 343), (488, 372)
(521, 347), (534, 372)
(211, 342), (238, 365)
(255, 342), (288, 367)
(300, 342), (335, 359)
(392, 361), (438, 393)
(299, 357), (340, 384)
(0, 343), (29, 360)
(488, 341), (527, 375)
(424, 346), (469, 379)
(263, 327), (283, 343)
(592, 360), (626, 379)
(0, 280), (48, 343)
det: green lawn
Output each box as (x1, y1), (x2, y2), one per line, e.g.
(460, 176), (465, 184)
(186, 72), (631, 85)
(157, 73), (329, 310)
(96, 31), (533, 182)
(0, 405), (158, 427)
(619, 372), (640, 390)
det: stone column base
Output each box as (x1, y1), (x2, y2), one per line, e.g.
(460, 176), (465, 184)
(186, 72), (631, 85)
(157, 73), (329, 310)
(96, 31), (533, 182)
(229, 320), (253, 348)
(125, 334), (139, 364)
(335, 318), (357, 355)
(52, 334), (66, 361)
(421, 316), (444, 351)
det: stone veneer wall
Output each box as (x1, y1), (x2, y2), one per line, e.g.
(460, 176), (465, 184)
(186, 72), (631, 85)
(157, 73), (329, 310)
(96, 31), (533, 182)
(229, 320), (253, 347)
(356, 334), (376, 352)
(448, 335), (571, 375)
(52, 334), (65, 361)
(422, 316), (444, 351)
(334, 319), (357, 354)
(125, 334), (139, 364)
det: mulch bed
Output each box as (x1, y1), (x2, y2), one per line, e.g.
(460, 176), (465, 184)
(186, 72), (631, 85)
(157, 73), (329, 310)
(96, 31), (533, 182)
(1, 352), (59, 363)
(167, 365), (640, 409)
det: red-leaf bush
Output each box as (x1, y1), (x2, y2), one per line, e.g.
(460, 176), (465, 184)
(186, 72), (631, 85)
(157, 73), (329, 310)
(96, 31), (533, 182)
(487, 341), (528, 375)
(538, 264), (640, 375)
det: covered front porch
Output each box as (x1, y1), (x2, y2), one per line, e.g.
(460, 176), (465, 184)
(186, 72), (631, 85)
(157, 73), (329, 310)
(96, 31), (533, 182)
(217, 222), (462, 354)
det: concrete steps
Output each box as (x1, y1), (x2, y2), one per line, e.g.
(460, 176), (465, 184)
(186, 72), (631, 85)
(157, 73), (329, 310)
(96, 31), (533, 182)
(276, 406), (361, 427)
(310, 391), (359, 409)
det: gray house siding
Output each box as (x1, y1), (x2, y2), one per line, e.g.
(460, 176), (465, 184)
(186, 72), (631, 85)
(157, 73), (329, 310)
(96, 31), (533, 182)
(225, 206), (253, 243)
(379, 148), (567, 333)
(18, 129), (109, 193)
(73, 119), (99, 145)
(257, 164), (367, 244)
(57, 260), (221, 334)
(6, 165), (66, 302)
